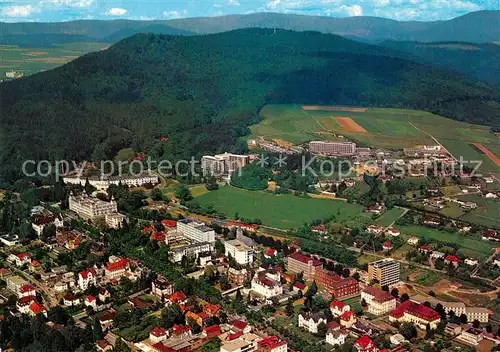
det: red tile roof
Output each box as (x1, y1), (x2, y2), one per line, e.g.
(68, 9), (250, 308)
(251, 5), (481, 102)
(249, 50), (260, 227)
(152, 342), (176, 352)
(391, 301), (440, 322)
(289, 252), (322, 266)
(340, 310), (355, 321)
(153, 232), (166, 241)
(445, 254), (460, 263)
(362, 286), (395, 303)
(162, 219), (177, 228)
(204, 324), (221, 338)
(354, 336), (377, 351)
(169, 291), (187, 303)
(293, 282), (306, 290)
(225, 221), (259, 230)
(143, 225), (154, 234)
(19, 284), (35, 293)
(150, 327), (168, 337)
(383, 241), (393, 248)
(105, 258), (129, 272)
(265, 248), (277, 257)
(29, 301), (46, 315)
(330, 300), (347, 310)
(232, 320), (248, 330)
(228, 330), (243, 340)
(258, 336), (287, 350)
(86, 295), (96, 302)
(80, 267), (97, 279)
(17, 295), (36, 306)
(97, 339), (111, 350)
(17, 253), (31, 260)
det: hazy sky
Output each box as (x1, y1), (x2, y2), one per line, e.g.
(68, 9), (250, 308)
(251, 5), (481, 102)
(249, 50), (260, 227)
(0, 0), (498, 23)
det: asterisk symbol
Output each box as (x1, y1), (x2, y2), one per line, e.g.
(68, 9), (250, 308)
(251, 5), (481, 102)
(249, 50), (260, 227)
(274, 154), (288, 168)
(256, 154), (269, 168)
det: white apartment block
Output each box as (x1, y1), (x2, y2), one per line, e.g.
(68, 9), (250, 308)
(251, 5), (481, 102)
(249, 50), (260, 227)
(78, 268), (98, 290)
(177, 219), (215, 243)
(5, 275), (28, 297)
(201, 152), (250, 177)
(69, 195), (118, 220)
(225, 239), (254, 265)
(63, 174), (159, 191)
(308, 141), (356, 156)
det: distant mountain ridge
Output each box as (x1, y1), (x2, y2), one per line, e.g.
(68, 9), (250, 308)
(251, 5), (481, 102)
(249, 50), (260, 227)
(1, 10), (499, 44)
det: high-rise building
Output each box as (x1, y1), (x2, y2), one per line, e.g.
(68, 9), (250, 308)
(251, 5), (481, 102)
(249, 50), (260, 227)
(367, 259), (400, 287)
(308, 141), (356, 156)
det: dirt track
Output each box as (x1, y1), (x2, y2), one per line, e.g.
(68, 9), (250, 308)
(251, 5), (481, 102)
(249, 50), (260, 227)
(334, 117), (368, 133)
(471, 142), (500, 166)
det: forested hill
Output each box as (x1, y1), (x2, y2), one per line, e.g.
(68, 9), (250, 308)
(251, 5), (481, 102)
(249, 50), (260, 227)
(0, 28), (499, 182)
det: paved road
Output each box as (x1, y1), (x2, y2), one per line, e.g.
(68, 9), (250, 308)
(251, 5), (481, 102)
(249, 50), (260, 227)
(4, 262), (59, 308)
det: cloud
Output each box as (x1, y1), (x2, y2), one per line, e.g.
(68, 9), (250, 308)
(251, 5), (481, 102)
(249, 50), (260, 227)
(1, 4), (40, 17)
(373, 0), (481, 20)
(163, 9), (188, 19)
(338, 4), (363, 16)
(228, 0), (240, 5)
(105, 7), (128, 16)
(41, 0), (95, 8)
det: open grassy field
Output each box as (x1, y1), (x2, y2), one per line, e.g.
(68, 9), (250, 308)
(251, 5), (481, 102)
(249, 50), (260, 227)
(196, 185), (364, 229)
(455, 195), (500, 229)
(400, 225), (497, 260)
(0, 42), (108, 78)
(375, 207), (406, 227)
(251, 104), (499, 174)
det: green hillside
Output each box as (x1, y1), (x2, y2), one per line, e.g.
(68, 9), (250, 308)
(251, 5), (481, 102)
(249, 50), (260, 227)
(0, 29), (499, 182)
(380, 40), (500, 85)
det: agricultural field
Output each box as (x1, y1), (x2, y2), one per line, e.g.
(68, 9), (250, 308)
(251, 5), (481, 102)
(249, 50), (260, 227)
(196, 185), (364, 229)
(251, 104), (499, 174)
(374, 207), (406, 227)
(455, 194), (500, 229)
(400, 225), (497, 260)
(0, 42), (108, 78)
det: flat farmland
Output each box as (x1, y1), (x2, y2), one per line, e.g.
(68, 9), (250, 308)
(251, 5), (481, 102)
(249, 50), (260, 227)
(400, 225), (497, 260)
(252, 104), (499, 174)
(455, 195), (500, 229)
(374, 207), (406, 227)
(0, 42), (108, 78)
(196, 185), (364, 229)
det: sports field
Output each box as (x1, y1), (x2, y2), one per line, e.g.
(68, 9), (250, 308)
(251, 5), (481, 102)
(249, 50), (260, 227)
(400, 225), (497, 260)
(0, 42), (108, 78)
(252, 104), (500, 174)
(196, 186), (365, 229)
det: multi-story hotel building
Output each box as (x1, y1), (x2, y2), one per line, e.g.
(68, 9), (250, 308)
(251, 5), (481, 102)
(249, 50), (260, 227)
(177, 219), (215, 243)
(361, 286), (396, 315)
(201, 152), (250, 177)
(367, 258), (400, 287)
(169, 242), (213, 263)
(69, 194), (118, 220)
(251, 274), (283, 299)
(314, 268), (360, 299)
(308, 141), (357, 156)
(63, 173), (159, 191)
(225, 239), (254, 265)
(104, 258), (130, 280)
(287, 252), (323, 281)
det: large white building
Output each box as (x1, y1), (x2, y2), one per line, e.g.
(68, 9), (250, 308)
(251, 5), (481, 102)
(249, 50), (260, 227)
(361, 286), (396, 315)
(169, 242), (213, 263)
(177, 219), (215, 243)
(251, 274), (282, 299)
(78, 268), (98, 290)
(63, 173), (159, 191)
(201, 152), (250, 177)
(308, 141), (356, 156)
(225, 239), (254, 265)
(298, 312), (327, 334)
(105, 213), (127, 229)
(69, 194), (118, 220)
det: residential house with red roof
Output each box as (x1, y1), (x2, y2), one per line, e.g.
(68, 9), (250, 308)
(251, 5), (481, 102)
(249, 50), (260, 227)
(18, 284), (36, 298)
(354, 335), (379, 352)
(251, 274), (283, 299)
(361, 286), (396, 315)
(96, 339), (113, 352)
(29, 301), (47, 317)
(204, 325), (221, 339)
(16, 295), (37, 314)
(390, 300), (441, 329)
(257, 336), (288, 352)
(85, 295), (97, 309)
(203, 303), (221, 317)
(167, 291), (187, 306)
(444, 254), (460, 267)
(104, 257), (130, 280)
(292, 281), (306, 293)
(29, 260), (42, 273)
(224, 221), (259, 232)
(330, 300), (350, 317)
(232, 320), (251, 334)
(287, 252), (322, 281)
(264, 248), (277, 258)
(78, 267), (97, 290)
(150, 327), (168, 344)
(382, 241), (393, 251)
(63, 293), (81, 307)
(14, 253), (32, 267)
(340, 310), (357, 328)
